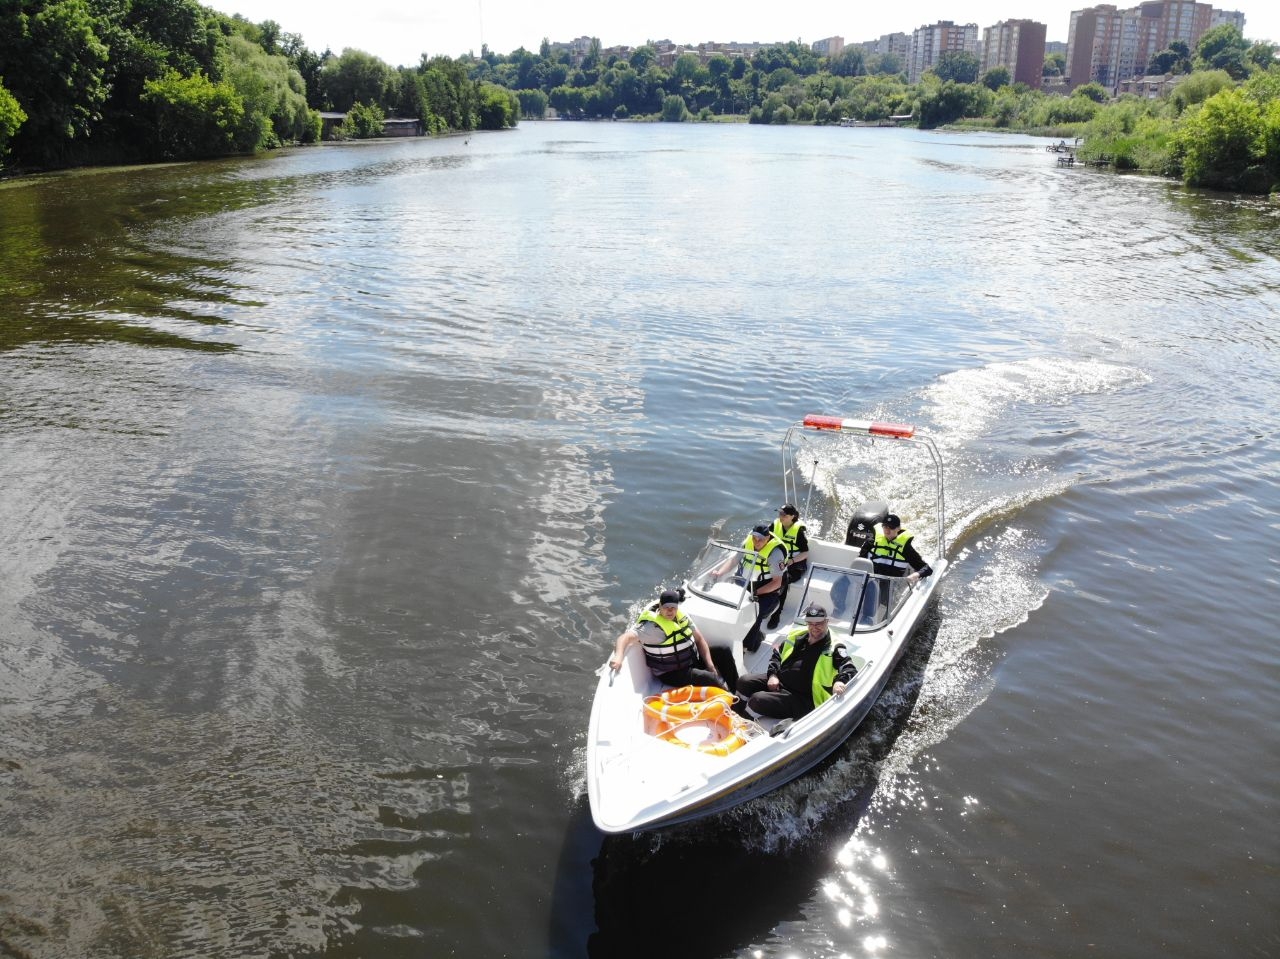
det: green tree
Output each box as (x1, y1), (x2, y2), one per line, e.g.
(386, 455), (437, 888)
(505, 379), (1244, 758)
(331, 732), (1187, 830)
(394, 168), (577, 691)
(1147, 41), (1191, 76)
(1169, 70), (1234, 113)
(0, 79), (28, 164)
(321, 48), (395, 111)
(660, 93), (690, 121)
(1073, 82), (1108, 103)
(219, 34), (315, 147)
(0, 0), (109, 166)
(930, 51), (980, 84)
(869, 52), (903, 76)
(629, 45), (656, 72)
(549, 84), (586, 117)
(517, 88), (547, 118)
(140, 68), (250, 158)
(982, 66), (1011, 90)
(1043, 52), (1066, 78)
(476, 81), (518, 129)
(1260, 99), (1280, 182)
(1176, 87), (1265, 189)
(916, 78), (990, 127)
(1194, 24), (1250, 80)
(339, 100), (385, 138)
(830, 47), (865, 77)
(671, 53), (701, 92)
(1246, 42), (1276, 72)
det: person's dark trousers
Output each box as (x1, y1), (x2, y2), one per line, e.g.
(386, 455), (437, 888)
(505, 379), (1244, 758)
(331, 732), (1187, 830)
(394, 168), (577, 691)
(767, 562), (808, 629)
(743, 592), (780, 653)
(658, 666), (726, 690)
(704, 638), (739, 692)
(734, 673), (807, 719)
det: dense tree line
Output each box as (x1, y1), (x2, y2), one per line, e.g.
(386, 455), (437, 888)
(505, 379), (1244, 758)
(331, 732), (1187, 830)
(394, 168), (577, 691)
(0, 0), (517, 172)
(0, 7), (1274, 193)
(470, 25), (1277, 192)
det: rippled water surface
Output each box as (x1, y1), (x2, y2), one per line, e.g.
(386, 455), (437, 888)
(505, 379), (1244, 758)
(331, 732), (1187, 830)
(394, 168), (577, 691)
(1, 124), (1277, 959)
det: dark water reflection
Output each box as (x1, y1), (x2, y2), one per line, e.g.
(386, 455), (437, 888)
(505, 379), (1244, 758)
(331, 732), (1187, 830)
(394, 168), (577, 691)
(1, 125), (1277, 959)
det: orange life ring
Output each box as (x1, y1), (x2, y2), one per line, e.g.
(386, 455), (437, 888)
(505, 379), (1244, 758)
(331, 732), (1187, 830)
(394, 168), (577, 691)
(643, 686), (754, 756)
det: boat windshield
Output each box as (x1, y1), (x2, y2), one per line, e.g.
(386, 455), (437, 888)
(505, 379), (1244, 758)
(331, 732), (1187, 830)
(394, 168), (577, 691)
(792, 563), (915, 631)
(684, 541), (756, 610)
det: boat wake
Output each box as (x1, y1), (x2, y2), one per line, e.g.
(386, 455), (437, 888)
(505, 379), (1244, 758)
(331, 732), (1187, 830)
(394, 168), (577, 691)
(580, 358), (1143, 852)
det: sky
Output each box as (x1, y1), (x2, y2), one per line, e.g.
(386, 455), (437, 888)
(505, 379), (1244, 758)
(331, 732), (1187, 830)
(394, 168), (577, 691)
(205, 0), (1279, 68)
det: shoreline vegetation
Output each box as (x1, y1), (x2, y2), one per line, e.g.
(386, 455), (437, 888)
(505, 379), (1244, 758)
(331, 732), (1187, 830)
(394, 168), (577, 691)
(0, 3), (1276, 195)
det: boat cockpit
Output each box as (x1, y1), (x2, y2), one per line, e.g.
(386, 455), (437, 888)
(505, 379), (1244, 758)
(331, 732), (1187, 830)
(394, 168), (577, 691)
(684, 539), (914, 634)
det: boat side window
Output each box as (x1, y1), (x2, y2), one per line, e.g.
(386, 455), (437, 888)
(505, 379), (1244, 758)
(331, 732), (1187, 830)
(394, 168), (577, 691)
(879, 576), (912, 620)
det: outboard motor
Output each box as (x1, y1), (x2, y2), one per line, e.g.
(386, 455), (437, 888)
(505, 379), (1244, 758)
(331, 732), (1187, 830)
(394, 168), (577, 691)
(844, 500), (889, 549)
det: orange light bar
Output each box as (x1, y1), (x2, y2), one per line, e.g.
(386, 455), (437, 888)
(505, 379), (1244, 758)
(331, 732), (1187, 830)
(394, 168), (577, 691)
(803, 414), (915, 439)
(868, 421), (915, 439)
(803, 414), (847, 431)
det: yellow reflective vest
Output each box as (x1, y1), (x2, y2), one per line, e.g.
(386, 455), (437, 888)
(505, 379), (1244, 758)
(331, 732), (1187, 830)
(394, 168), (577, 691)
(637, 608), (698, 673)
(778, 627), (840, 707)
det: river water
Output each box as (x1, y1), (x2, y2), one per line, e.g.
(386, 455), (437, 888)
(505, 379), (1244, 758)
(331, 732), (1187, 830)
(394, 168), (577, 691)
(1, 123), (1276, 959)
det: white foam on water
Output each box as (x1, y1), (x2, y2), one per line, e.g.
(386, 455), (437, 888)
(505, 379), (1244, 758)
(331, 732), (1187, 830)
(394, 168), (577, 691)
(923, 357), (1151, 446)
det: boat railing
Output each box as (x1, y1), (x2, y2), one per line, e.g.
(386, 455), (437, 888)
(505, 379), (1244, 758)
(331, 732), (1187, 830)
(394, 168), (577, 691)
(781, 414), (946, 561)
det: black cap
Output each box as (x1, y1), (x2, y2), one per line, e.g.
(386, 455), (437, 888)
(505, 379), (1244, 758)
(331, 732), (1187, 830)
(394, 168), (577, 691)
(882, 513), (901, 528)
(658, 589), (680, 607)
(778, 504), (799, 517)
(751, 524), (772, 538)
(803, 603), (828, 621)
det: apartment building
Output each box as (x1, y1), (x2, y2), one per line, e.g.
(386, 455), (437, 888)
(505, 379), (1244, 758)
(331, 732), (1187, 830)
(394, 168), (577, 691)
(908, 21), (980, 82)
(857, 32), (912, 66)
(812, 36), (845, 57)
(1209, 8), (1246, 31)
(1067, 2), (1246, 92)
(981, 19), (1048, 88)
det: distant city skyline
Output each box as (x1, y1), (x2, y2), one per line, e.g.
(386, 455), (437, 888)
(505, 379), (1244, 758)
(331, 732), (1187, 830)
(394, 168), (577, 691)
(205, 0), (1277, 69)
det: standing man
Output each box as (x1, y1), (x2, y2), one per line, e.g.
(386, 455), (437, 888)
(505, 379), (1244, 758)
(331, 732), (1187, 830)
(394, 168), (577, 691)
(860, 513), (933, 584)
(735, 604), (857, 720)
(767, 504), (810, 630)
(742, 524), (786, 653)
(609, 588), (735, 690)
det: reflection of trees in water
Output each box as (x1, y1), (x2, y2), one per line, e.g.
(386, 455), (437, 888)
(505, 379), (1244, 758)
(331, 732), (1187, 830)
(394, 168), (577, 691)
(575, 607), (943, 959)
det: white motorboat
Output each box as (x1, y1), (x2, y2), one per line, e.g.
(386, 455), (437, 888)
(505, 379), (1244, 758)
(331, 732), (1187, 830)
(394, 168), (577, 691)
(587, 414), (948, 834)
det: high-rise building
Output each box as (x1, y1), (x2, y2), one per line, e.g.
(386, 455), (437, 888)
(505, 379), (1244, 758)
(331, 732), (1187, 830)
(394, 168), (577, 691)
(981, 20), (1048, 88)
(858, 33), (912, 68)
(812, 36), (845, 58)
(1067, 2), (1246, 92)
(908, 21), (980, 82)
(1209, 8), (1246, 32)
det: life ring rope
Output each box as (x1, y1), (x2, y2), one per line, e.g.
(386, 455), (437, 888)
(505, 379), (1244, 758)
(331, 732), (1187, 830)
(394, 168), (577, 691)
(642, 686), (760, 756)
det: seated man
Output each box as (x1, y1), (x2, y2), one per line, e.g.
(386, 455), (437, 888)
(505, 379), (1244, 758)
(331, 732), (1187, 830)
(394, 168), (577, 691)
(860, 513), (933, 584)
(734, 604), (857, 721)
(609, 589), (736, 690)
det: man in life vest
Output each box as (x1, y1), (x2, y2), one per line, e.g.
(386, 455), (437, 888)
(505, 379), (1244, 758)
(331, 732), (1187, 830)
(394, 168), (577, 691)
(734, 603), (857, 720)
(766, 504), (810, 630)
(859, 513), (933, 585)
(609, 589), (735, 690)
(741, 524), (787, 653)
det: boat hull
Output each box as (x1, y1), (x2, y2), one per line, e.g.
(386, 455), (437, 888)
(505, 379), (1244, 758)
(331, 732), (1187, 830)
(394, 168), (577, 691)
(587, 557), (945, 834)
